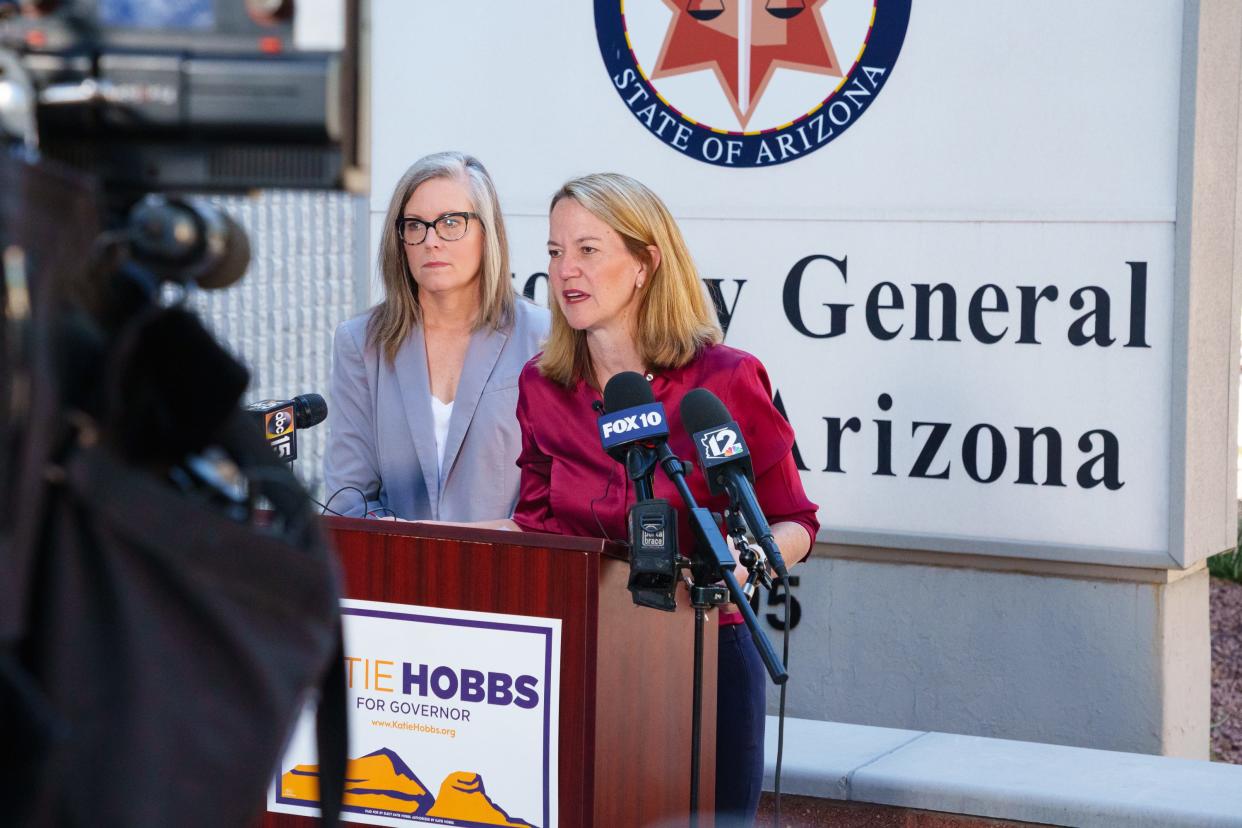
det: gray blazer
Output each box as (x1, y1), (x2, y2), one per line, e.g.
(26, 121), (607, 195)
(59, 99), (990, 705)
(323, 297), (549, 520)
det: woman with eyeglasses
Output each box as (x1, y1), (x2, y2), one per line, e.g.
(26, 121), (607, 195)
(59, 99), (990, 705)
(324, 151), (548, 521)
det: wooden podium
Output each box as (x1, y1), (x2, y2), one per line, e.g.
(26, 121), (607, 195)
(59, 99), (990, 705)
(264, 516), (715, 828)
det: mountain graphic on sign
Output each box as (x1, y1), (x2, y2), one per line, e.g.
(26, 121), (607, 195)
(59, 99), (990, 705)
(427, 771), (536, 827)
(278, 747), (536, 826)
(280, 747), (434, 815)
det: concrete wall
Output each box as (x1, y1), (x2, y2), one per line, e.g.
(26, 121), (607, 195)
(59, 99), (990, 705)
(1170, 0), (1242, 568)
(767, 548), (1210, 757)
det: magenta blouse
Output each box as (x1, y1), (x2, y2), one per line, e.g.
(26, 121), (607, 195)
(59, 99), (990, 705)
(512, 344), (819, 620)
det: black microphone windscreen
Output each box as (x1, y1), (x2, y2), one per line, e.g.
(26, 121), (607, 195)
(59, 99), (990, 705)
(679, 387), (732, 437)
(293, 393), (328, 428)
(603, 370), (654, 413)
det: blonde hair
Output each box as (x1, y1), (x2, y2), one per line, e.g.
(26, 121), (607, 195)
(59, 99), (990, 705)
(539, 172), (722, 386)
(368, 151), (514, 363)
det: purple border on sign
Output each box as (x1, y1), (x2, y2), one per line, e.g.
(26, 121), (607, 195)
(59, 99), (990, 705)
(345, 606), (556, 828)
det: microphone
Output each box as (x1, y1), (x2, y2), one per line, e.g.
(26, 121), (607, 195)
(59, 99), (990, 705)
(289, 393), (329, 429)
(600, 372), (678, 611)
(245, 392), (328, 462)
(604, 375), (788, 683)
(599, 371), (668, 470)
(680, 388), (790, 582)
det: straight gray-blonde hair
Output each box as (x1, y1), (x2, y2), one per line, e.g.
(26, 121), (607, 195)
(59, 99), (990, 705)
(368, 151), (514, 363)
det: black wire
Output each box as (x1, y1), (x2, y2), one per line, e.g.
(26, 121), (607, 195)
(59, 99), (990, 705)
(316, 488), (397, 520)
(589, 464), (618, 543)
(310, 497), (346, 517)
(589, 395), (616, 543)
(320, 485), (369, 517)
(775, 577), (791, 828)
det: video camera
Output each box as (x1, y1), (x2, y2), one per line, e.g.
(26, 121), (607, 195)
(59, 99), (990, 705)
(0, 0), (363, 522)
(0, 6), (357, 822)
(0, 0), (362, 195)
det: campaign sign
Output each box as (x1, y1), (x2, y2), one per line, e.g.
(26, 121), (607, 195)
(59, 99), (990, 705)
(597, 402), (669, 453)
(268, 600), (561, 828)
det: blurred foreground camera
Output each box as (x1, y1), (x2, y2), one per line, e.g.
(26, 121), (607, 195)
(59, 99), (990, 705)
(0, 0), (362, 194)
(0, 5), (357, 823)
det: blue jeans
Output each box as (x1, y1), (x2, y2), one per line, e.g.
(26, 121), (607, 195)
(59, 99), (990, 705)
(715, 623), (766, 824)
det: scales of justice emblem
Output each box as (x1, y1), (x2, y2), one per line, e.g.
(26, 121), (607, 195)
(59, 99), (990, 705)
(594, 0), (911, 166)
(656, 0), (842, 129)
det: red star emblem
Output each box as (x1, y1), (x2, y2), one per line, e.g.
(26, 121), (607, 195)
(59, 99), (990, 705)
(650, 0), (843, 129)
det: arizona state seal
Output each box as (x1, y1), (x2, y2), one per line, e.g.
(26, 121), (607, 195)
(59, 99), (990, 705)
(595, 0), (910, 167)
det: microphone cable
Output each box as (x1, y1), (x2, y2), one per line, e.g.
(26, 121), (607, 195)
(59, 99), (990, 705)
(588, 396), (617, 542)
(775, 573), (791, 828)
(588, 470), (618, 544)
(317, 486), (400, 520)
(319, 485), (368, 517)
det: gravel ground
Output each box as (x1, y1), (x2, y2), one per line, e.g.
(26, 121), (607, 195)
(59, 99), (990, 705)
(1212, 575), (1242, 763)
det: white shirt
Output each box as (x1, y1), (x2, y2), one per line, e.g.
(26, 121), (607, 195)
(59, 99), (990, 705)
(431, 396), (454, 477)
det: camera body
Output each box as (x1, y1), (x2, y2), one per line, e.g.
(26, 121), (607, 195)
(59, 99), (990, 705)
(1, 0), (357, 193)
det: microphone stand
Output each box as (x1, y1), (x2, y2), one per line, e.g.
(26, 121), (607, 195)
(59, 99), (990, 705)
(721, 472), (789, 583)
(651, 446), (787, 826)
(656, 447), (787, 679)
(625, 443), (657, 501)
(728, 509), (772, 602)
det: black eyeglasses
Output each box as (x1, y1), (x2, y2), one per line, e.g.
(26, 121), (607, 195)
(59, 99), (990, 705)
(395, 212), (479, 245)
